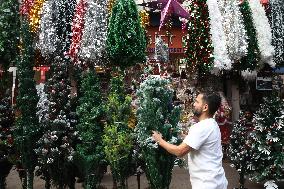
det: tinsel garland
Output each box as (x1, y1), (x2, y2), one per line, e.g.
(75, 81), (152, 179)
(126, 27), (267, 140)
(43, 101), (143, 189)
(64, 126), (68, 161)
(29, 0), (45, 33)
(139, 10), (150, 28)
(241, 69), (257, 81)
(37, 0), (59, 56)
(79, 0), (108, 63)
(67, 0), (87, 62)
(239, 0), (261, 71)
(155, 36), (169, 63)
(108, 0), (116, 13)
(218, 0), (248, 61)
(207, 0), (232, 71)
(181, 0), (214, 73)
(248, 0), (275, 67)
(269, 0), (284, 66)
(20, 0), (35, 16)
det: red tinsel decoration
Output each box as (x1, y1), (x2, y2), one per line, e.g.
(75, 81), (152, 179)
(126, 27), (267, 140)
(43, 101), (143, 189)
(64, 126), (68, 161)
(66, 0), (88, 63)
(20, 0), (35, 17)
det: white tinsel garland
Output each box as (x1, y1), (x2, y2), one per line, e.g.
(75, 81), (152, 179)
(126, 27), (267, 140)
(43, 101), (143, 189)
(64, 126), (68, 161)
(218, 0), (248, 60)
(269, 0), (284, 66)
(207, 0), (232, 71)
(248, 0), (275, 67)
(79, 0), (108, 62)
(37, 0), (59, 56)
(36, 83), (50, 124)
(155, 36), (169, 63)
(241, 69), (257, 81)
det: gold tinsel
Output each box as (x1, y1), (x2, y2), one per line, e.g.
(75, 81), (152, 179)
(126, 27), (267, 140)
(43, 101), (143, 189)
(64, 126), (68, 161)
(108, 0), (116, 13)
(139, 10), (149, 28)
(29, 0), (45, 33)
(128, 109), (137, 129)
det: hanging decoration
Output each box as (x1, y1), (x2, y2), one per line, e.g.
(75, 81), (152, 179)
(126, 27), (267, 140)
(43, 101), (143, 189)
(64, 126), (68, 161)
(207, 0), (232, 71)
(181, 0), (214, 73)
(79, 0), (108, 64)
(248, 0), (275, 67)
(139, 10), (150, 28)
(20, 0), (35, 16)
(108, 0), (116, 13)
(29, 0), (46, 33)
(241, 69), (257, 81)
(269, 0), (284, 66)
(218, 0), (248, 61)
(155, 36), (169, 63)
(67, 0), (88, 62)
(239, 0), (261, 71)
(37, 0), (59, 57)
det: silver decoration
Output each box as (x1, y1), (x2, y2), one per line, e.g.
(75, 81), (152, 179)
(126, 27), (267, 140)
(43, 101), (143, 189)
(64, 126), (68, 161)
(79, 0), (109, 63)
(155, 36), (169, 63)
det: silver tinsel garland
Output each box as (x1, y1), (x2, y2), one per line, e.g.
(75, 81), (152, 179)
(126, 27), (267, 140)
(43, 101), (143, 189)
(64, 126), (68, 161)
(37, 0), (59, 57)
(79, 0), (109, 63)
(269, 0), (284, 66)
(155, 36), (169, 63)
(218, 0), (248, 61)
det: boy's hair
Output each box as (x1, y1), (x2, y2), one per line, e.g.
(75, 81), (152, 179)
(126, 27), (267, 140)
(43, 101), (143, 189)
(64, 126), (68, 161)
(198, 89), (221, 116)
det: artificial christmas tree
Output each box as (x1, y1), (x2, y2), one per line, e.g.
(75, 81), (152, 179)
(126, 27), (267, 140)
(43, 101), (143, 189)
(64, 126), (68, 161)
(228, 111), (254, 189)
(75, 69), (106, 189)
(0, 93), (14, 189)
(36, 56), (78, 189)
(14, 19), (40, 189)
(249, 96), (284, 188)
(106, 0), (146, 69)
(136, 77), (181, 189)
(103, 76), (134, 188)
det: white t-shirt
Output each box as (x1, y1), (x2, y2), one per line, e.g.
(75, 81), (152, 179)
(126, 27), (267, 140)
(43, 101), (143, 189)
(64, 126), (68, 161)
(183, 118), (228, 189)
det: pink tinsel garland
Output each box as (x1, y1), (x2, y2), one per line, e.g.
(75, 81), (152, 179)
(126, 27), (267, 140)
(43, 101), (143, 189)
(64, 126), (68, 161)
(20, 0), (35, 16)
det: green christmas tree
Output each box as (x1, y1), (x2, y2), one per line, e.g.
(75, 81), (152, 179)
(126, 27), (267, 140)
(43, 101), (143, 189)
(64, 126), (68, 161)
(106, 0), (146, 69)
(75, 69), (106, 189)
(14, 19), (40, 189)
(0, 0), (20, 93)
(136, 77), (181, 189)
(249, 96), (284, 184)
(228, 111), (254, 189)
(103, 76), (134, 188)
(0, 92), (14, 189)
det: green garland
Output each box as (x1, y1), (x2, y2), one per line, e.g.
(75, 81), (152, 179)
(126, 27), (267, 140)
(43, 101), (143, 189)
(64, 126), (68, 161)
(238, 0), (261, 71)
(106, 0), (146, 69)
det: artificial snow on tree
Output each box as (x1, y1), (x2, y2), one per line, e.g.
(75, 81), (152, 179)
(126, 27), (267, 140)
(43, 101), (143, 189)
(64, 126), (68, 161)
(248, 96), (284, 188)
(36, 56), (78, 189)
(0, 0), (20, 73)
(0, 92), (14, 189)
(136, 77), (181, 189)
(106, 0), (146, 69)
(238, 0), (260, 71)
(75, 69), (106, 189)
(182, 0), (214, 73)
(103, 76), (134, 188)
(228, 111), (254, 189)
(79, 0), (109, 65)
(14, 19), (40, 189)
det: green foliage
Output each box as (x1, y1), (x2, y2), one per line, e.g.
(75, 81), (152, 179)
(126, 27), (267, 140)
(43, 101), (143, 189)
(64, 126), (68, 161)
(249, 96), (284, 182)
(136, 77), (181, 189)
(14, 19), (40, 189)
(103, 76), (133, 188)
(76, 69), (106, 189)
(0, 0), (20, 69)
(106, 0), (146, 69)
(238, 0), (260, 71)
(228, 111), (254, 188)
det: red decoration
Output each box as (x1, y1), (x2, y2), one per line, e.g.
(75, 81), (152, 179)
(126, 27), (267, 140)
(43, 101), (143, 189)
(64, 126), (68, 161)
(67, 0), (88, 63)
(20, 0), (35, 17)
(33, 66), (50, 83)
